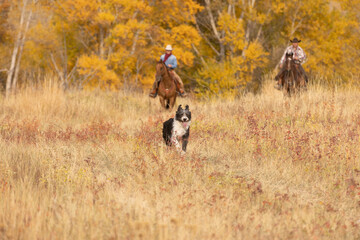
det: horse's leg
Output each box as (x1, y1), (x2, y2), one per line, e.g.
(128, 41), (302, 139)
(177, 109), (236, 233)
(297, 78), (302, 95)
(291, 73), (297, 97)
(294, 67), (306, 94)
(295, 84), (300, 96)
(303, 80), (308, 91)
(287, 84), (292, 97)
(301, 77), (307, 91)
(159, 96), (166, 109)
(169, 96), (176, 110)
(282, 78), (289, 97)
(283, 84), (288, 97)
(293, 83), (297, 97)
(291, 80), (296, 97)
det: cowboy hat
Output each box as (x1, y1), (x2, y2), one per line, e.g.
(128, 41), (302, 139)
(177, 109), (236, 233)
(165, 45), (173, 51)
(290, 38), (301, 43)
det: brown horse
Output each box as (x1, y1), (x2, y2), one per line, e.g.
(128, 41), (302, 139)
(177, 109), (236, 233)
(282, 52), (307, 97)
(156, 61), (177, 109)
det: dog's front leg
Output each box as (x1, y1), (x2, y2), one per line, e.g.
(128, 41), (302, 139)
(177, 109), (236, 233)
(171, 135), (182, 152)
(181, 128), (190, 153)
(182, 138), (188, 152)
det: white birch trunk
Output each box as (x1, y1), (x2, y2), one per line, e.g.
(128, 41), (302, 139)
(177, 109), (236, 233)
(12, 9), (32, 93)
(6, 0), (28, 98)
(204, 0), (225, 61)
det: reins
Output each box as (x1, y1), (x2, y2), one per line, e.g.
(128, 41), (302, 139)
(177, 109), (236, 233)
(157, 61), (176, 92)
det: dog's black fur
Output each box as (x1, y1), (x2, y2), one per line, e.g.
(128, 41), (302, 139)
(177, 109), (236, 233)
(163, 105), (191, 152)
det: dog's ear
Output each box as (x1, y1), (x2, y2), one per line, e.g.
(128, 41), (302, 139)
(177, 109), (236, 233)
(185, 105), (189, 110)
(177, 105), (183, 111)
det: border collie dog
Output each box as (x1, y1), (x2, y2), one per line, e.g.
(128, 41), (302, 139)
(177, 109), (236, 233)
(163, 105), (191, 154)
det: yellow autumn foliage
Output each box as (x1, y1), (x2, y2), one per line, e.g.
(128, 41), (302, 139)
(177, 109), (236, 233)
(196, 60), (238, 99)
(78, 54), (119, 90)
(2, 0), (360, 96)
(218, 12), (246, 51)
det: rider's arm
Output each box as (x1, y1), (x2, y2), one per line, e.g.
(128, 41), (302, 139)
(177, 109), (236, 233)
(297, 48), (306, 63)
(167, 55), (177, 69)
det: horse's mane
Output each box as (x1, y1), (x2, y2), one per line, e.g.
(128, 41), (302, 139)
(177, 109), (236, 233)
(157, 60), (171, 77)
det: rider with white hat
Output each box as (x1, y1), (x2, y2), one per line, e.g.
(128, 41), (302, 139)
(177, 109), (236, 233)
(149, 45), (187, 98)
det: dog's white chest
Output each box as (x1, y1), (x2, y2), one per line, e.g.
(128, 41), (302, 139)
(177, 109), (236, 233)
(172, 120), (189, 138)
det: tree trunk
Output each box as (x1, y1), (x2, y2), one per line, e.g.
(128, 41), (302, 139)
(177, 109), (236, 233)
(12, 9), (32, 94)
(204, 0), (225, 61)
(99, 26), (104, 59)
(6, 0), (28, 98)
(62, 29), (68, 90)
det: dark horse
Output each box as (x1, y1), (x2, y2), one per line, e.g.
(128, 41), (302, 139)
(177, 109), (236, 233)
(156, 61), (177, 109)
(280, 52), (307, 96)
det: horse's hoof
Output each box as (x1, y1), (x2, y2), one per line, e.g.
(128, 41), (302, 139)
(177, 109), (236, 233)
(274, 84), (282, 90)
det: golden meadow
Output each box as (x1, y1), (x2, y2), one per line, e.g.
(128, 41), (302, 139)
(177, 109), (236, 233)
(0, 80), (359, 239)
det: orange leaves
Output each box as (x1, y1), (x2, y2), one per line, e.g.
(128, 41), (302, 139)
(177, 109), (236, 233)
(78, 54), (119, 90)
(196, 60), (239, 98)
(218, 12), (246, 51)
(52, 0), (202, 89)
(56, 0), (99, 25)
(171, 24), (201, 49)
(153, 0), (202, 27)
(111, 20), (149, 48)
(245, 42), (269, 68)
(95, 12), (115, 27)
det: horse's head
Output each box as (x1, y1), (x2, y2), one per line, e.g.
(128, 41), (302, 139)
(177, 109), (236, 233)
(285, 52), (293, 70)
(156, 61), (167, 82)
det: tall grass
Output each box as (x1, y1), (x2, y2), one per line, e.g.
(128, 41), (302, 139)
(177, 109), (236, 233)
(0, 80), (360, 239)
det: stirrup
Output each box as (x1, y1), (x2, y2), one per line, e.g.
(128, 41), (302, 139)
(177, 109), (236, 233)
(179, 91), (187, 97)
(149, 91), (157, 98)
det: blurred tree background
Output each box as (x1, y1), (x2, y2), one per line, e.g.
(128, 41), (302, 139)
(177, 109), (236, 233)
(0, 0), (359, 97)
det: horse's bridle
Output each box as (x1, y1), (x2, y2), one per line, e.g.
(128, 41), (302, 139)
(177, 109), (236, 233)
(286, 56), (292, 71)
(286, 56), (301, 70)
(156, 63), (166, 82)
(156, 74), (162, 82)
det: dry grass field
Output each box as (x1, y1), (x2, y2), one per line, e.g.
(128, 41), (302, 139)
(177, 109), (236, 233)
(0, 80), (360, 239)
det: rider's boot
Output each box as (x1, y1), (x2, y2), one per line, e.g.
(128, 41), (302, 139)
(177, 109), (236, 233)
(149, 80), (159, 98)
(174, 80), (187, 97)
(149, 89), (157, 98)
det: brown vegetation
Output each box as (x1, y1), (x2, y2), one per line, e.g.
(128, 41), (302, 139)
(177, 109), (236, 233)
(0, 81), (360, 239)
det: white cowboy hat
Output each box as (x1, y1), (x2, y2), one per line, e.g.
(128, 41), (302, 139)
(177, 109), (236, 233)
(165, 45), (173, 51)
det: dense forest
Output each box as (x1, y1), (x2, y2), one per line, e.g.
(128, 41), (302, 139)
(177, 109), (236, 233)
(0, 0), (359, 97)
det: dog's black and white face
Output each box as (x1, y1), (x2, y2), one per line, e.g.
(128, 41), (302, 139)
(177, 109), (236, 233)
(175, 105), (191, 128)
